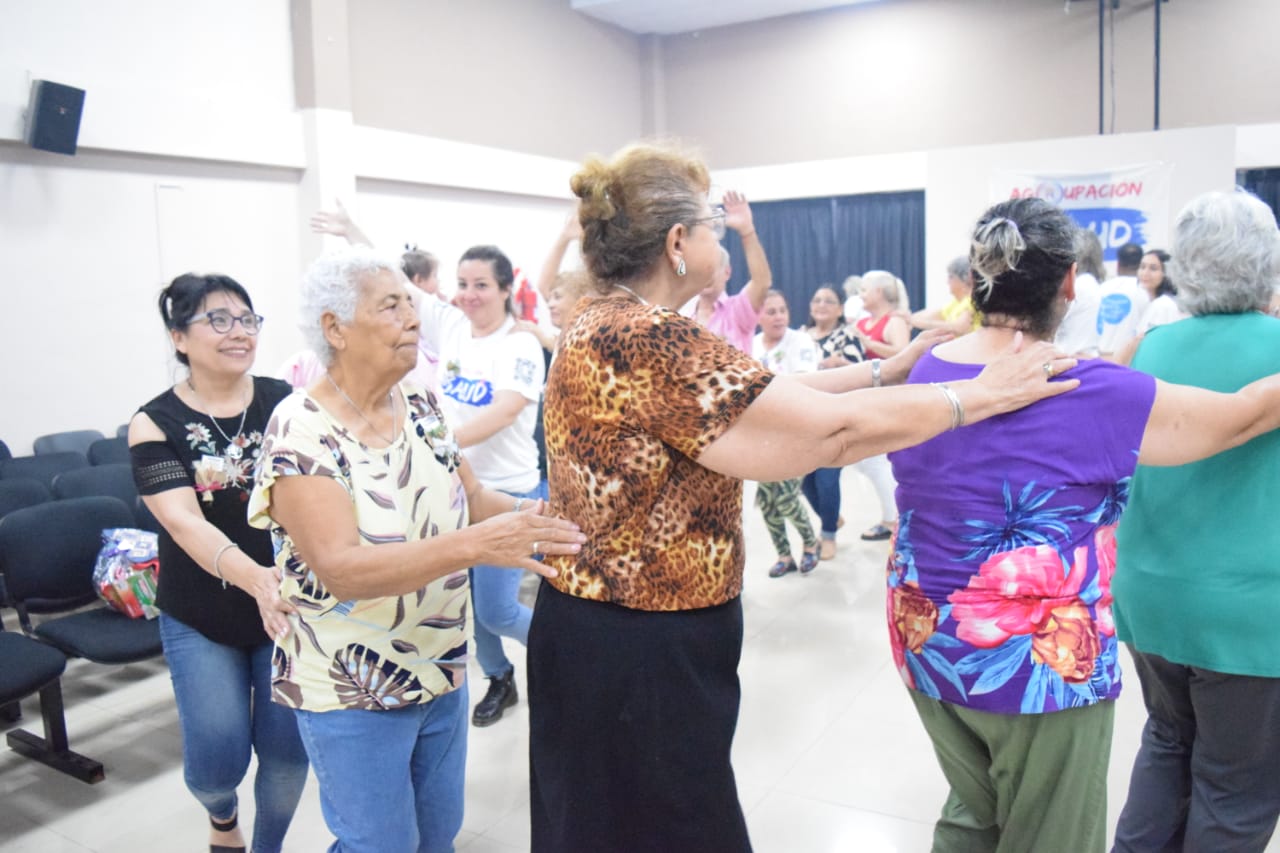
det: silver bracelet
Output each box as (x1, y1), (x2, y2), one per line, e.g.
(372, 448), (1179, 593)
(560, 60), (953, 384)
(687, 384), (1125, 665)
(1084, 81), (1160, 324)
(513, 497), (526, 513)
(871, 359), (882, 388)
(931, 382), (965, 431)
(212, 543), (241, 589)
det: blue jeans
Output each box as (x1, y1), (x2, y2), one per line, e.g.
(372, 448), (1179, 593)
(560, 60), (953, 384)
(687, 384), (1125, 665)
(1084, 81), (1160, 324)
(159, 613), (309, 853)
(294, 685), (469, 853)
(470, 482), (544, 678)
(801, 466), (842, 537)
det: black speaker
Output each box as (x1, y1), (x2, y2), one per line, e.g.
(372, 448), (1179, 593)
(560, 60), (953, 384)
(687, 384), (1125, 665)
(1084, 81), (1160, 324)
(24, 80), (86, 156)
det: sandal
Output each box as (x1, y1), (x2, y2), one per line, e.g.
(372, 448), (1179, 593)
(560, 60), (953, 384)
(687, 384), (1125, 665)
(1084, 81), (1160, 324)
(210, 812), (246, 853)
(768, 558), (798, 578)
(800, 550), (819, 574)
(861, 524), (893, 541)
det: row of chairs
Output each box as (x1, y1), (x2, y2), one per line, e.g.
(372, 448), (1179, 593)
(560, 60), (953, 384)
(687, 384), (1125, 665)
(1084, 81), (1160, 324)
(0, 465), (157, 534)
(0, 426), (130, 462)
(1, 437), (131, 487)
(1, 478), (163, 782)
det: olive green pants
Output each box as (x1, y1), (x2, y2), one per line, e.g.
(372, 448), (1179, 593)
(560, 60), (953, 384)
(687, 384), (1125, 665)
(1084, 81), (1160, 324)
(910, 691), (1114, 853)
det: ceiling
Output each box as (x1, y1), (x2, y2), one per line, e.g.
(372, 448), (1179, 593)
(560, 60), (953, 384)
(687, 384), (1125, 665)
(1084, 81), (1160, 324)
(570, 0), (882, 36)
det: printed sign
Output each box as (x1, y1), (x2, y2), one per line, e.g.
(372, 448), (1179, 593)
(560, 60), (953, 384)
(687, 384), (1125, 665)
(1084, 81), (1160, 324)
(991, 163), (1174, 262)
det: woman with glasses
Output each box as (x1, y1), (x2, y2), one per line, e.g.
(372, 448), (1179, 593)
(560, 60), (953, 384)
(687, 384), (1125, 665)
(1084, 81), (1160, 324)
(530, 141), (1078, 852)
(128, 273), (308, 853)
(800, 284), (863, 558)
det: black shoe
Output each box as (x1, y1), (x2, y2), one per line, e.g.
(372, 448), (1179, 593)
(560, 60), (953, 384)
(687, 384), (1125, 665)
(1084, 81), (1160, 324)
(210, 812), (246, 853)
(472, 668), (518, 727)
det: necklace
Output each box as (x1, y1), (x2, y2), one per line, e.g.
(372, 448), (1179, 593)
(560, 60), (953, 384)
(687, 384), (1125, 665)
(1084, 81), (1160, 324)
(186, 378), (249, 461)
(613, 283), (648, 305)
(326, 374), (397, 445)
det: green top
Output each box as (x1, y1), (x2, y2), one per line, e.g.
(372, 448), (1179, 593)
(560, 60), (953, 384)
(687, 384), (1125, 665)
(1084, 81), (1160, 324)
(1113, 312), (1280, 676)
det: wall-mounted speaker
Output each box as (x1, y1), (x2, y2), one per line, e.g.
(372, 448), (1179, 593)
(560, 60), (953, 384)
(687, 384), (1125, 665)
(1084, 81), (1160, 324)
(24, 80), (86, 156)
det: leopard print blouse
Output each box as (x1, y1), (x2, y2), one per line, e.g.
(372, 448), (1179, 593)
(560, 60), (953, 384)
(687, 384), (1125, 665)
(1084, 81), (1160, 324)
(544, 295), (773, 611)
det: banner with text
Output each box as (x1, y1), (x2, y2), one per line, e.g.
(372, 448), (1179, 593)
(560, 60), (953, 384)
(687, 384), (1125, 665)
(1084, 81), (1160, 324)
(991, 163), (1174, 263)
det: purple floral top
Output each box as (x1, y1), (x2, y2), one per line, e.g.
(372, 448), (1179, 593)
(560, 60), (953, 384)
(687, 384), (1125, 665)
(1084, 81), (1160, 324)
(886, 352), (1156, 715)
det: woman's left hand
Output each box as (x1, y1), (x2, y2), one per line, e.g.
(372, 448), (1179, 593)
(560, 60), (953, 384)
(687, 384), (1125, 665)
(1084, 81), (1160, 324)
(882, 328), (953, 384)
(247, 565), (295, 641)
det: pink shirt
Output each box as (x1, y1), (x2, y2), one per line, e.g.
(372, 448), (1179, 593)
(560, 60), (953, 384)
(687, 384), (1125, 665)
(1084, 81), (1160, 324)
(688, 290), (761, 354)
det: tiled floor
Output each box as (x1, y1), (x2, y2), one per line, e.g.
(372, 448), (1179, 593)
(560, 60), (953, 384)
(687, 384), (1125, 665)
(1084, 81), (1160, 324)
(2, 470), (1277, 851)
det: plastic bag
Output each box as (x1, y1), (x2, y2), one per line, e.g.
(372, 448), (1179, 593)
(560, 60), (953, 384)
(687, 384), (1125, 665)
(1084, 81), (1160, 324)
(93, 528), (160, 619)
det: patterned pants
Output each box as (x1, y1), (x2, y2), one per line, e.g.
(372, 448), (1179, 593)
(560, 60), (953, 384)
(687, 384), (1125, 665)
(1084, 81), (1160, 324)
(755, 479), (818, 559)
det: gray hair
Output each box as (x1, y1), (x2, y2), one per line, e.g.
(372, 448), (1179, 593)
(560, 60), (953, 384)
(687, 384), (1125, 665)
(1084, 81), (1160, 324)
(1073, 228), (1106, 280)
(842, 275), (863, 297)
(863, 269), (904, 308)
(300, 247), (403, 364)
(1171, 191), (1280, 316)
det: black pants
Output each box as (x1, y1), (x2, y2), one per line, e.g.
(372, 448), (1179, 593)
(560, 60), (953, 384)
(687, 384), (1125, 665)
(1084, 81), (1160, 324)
(528, 582), (752, 853)
(1113, 647), (1280, 853)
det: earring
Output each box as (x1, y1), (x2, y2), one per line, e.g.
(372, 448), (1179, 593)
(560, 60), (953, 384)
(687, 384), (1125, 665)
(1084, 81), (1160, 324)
(676, 258), (687, 277)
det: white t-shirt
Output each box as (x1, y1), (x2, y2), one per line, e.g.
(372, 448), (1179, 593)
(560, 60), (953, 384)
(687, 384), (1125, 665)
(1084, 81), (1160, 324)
(1095, 275), (1150, 356)
(418, 301), (544, 493)
(753, 328), (819, 376)
(1140, 293), (1188, 333)
(843, 295), (867, 324)
(1054, 272), (1102, 357)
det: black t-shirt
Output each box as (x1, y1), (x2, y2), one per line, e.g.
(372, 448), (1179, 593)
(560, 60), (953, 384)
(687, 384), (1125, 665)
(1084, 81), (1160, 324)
(131, 376), (292, 647)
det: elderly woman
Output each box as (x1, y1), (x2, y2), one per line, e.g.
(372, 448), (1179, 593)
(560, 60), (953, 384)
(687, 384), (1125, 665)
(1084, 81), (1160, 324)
(247, 249), (584, 853)
(130, 273), (308, 853)
(1111, 191), (1280, 853)
(885, 195), (1280, 853)
(529, 142), (1081, 853)
(801, 283), (864, 557)
(683, 190), (771, 353)
(1053, 228), (1104, 357)
(853, 270), (912, 542)
(911, 256), (980, 335)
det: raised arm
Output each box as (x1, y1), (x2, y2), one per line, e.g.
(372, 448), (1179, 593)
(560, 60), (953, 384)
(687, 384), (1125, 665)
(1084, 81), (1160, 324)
(723, 190), (772, 312)
(129, 414), (293, 639)
(536, 209), (583, 301)
(1137, 374), (1280, 466)
(698, 338), (1078, 482)
(267, 458), (583, 601)
(310, 198), (373, 247)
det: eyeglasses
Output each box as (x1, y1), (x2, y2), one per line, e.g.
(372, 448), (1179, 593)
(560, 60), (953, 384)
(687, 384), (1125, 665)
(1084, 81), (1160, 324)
(810, 297), (841, 306)
(194, 309), (264, 335)
(693, 207), (727, 240)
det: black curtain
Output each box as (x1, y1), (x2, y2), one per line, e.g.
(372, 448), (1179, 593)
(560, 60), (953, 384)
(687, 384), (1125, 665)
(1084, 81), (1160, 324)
(723, 190), (925, 328)
(1239, 168), (1280, 221)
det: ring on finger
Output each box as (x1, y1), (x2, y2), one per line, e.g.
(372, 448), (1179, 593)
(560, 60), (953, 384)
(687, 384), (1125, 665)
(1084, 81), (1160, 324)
(1042, 362), (1054, 378)
(532, 541), (541, 555)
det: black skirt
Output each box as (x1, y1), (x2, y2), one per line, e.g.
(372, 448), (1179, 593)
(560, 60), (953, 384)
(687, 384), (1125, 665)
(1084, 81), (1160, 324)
(528, 581), (752, 853)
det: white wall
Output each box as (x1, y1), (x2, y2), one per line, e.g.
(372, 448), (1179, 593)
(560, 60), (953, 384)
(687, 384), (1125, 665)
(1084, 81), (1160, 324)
(712, 125), (1248, 307)
(925, 125), (1239, 308)
(0, 146), (305, 450)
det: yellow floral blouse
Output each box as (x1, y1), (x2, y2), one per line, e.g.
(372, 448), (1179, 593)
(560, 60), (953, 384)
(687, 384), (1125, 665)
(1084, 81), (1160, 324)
(248, 387), (471, 713)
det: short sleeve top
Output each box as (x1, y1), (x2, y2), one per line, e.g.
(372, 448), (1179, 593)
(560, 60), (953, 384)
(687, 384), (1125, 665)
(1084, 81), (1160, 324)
(131, 376), (292, 647)
(247, 386), (471, 713)
(686, 289), (762, 354)
(887, 353), (1156, 715)
(753, 328), (819, 376)
(544, 296), (773, 611)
